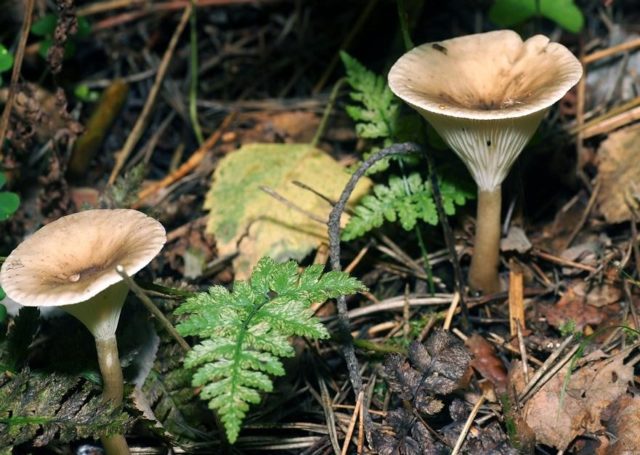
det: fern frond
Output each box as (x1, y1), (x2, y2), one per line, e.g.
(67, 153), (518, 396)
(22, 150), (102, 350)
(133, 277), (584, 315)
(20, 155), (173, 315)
(176, 257), (365, 443)
(343, 172), (473, 240)
(340, 51), (398, 140)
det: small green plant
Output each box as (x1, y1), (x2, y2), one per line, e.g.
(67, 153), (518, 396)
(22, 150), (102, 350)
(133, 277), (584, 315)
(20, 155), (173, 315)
(489, 0), (584, 33)
(0, 172), (19, 305)
(30, 14), (91, 59)
(343, 172), (472, 241)
(175, 257), (365, 443)
(73, 83), (100, 103)
(0, 45), (13, 86)
(340, 52), (471, 242)
(0, 173), (19, 222)
(341, 51), (423, 174)
(558, 319), (578, 337)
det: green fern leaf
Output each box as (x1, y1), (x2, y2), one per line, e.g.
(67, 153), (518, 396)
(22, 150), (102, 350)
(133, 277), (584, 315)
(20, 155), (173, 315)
(176, 257), (365, 443)
(340, 51), (397, 140)
(343, 172), (472, 240)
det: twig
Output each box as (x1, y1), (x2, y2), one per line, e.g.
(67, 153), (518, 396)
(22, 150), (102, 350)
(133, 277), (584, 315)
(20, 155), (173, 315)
(508, 258), (525, 338)
(357, 390), (364, 454)
(327, 142), (421, 446)
(109, 4), (193, 184)
(259, 185), (327, 224)
(340, 391), (363, 455)
(311, 78), (346, 147)
(518, 335), (575, 402)
(292, 180), (339, 208)
(134, 112), (236, 205)
(317, 377), (341, 455)
(563, 181), (600, 250)
(344, 242), (371, 274)
(579, 104), (640, 138)
(516, 320), (529, 383)
(116, 265), (190, 352)
(575, 45), (587, 177)
(451, 394), (486, 455)
(569, 95), (640, 135)
(530, 249), (597, 273)
(188, 0), (204, 145)
(582, 37), (640, 64)
(442, 292), (460, 331)
(80, 0), (283, 17)
(423, 148), (469, 326)
(0, 0), (35, 152)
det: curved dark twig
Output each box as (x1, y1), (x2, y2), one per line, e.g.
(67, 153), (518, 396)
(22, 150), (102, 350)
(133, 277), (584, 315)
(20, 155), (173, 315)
(327, 142), (421, 446)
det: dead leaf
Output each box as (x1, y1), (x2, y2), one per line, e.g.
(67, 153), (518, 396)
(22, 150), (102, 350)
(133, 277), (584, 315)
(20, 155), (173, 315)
(521, 350), (633, 449)
(236, 111), (320, 144)
(204, 143), (371, 278)
(383, 331), (471, 416)
(540, 280), (622, 332)
(373, 408), (444, 455)
(441, 402), (517, 455)
(601, 394), (640, 455)
(596, 122), (640, 223)
(466, 334), (508, 394)
(540, 291), (606, 331)
(573, 281), (622, 307)
(500, 226), (532, 254)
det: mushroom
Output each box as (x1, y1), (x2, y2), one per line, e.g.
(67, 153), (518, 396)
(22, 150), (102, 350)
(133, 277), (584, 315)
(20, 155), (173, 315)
(388, 30), (582, 293)
(0, 209), (166, 454)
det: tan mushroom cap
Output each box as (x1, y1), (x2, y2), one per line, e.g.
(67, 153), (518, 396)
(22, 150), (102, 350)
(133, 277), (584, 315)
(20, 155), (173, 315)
(0, 209), (166, 307)
(388, 31), (582, 191)
(388, 30), (583, 121)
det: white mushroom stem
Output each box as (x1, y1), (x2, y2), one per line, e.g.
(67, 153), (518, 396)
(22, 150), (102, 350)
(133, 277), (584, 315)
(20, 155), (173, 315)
(468, 188), (502, 294)
(62, 281), (129, 404)
(95, 336), (124, 405)
(62, 281), (131, 455)
(387, 32), (583, 295)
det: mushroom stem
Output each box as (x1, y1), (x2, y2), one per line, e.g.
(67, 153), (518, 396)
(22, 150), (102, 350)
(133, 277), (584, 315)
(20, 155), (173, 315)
(63, 282), (131, 455)
(468, 187), (502, 294)
(101, 434), (131, 455)
(95, 336), (124, 405)
(95, 336), (130, 454)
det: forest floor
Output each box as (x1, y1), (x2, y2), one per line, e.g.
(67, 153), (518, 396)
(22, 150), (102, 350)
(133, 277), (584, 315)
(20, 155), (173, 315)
(2, 1), (640, 454)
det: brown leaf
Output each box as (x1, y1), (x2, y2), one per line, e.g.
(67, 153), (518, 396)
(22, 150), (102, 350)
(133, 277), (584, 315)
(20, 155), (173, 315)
(466, 334), (509, 394)
(409, 332), (471, 395)
(601, 394), (640, 455)
(383, 353), (421, 402)
(573, 281), (622, 308)
(596, 122), (640, 223)
(541, 287), (607, 331)
(522, 351), (633, 449)
(382, 330), (471, 415)
(372, 408), (444, 455)
(441, 412), (518, 455)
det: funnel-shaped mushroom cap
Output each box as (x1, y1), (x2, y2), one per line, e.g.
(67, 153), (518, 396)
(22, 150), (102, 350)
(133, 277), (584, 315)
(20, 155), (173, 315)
(0, 209), (166, 307)
(389, 30), (582, 190)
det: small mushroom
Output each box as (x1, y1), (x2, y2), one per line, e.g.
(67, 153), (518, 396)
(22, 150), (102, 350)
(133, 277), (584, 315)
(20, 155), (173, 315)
(388, 30), (582, 293)
(0, 209), (166, 454)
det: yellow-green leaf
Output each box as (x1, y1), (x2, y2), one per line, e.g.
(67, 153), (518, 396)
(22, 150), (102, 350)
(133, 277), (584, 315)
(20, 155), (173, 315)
(205, 144), (371, 278)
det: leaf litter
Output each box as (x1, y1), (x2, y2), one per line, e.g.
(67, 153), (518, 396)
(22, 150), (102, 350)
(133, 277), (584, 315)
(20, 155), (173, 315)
(512, 348), (637, 450)
(3, 1), (640, 453)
